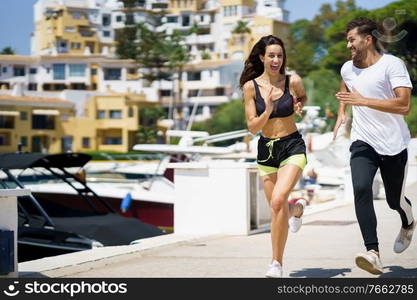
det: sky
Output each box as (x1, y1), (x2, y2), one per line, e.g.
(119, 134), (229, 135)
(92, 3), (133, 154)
(0, 0), (399, 55)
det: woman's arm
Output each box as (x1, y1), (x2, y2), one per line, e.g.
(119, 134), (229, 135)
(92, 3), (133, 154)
(290, 73), (307, 117)
(243, 81), (273, 134)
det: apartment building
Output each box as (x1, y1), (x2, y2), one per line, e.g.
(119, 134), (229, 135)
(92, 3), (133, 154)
(0, 94), (74, 153)
(0, 88), (155, 153)
(0, 54), (141, 93)
(31, 0), (290, 60)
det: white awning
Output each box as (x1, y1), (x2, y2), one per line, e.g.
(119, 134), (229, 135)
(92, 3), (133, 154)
(0, 111), (19, 116)
(32, 109), (60, 116)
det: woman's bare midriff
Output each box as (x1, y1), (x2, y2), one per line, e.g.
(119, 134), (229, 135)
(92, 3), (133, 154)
(261, 114), (298, 139)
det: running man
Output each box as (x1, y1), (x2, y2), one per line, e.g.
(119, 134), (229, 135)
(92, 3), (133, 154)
(334, 17), (415, 275)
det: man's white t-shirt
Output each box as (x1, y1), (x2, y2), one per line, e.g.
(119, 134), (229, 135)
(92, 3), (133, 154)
(341, 53), (413, 155)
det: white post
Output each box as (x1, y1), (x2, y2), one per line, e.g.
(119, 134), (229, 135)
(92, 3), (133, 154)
(171, 161), (270, 235)
(0, 189), (31, 278)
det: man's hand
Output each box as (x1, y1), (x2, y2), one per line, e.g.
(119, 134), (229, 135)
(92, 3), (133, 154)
(333, 113), (346, 140)
(335, 87), (367, 106)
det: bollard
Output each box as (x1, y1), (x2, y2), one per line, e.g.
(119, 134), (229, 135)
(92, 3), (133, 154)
(0, 189), (31, 278)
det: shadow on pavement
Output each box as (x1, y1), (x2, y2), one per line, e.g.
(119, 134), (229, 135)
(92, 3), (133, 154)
(379, 266), (417, 278)
(19, 272), (50, 278)
(289, 268), (351, 278)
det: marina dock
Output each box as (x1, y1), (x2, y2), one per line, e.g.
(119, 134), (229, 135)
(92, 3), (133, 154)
(19, 184), (417, 278)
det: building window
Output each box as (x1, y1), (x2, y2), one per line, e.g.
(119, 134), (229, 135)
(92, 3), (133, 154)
(182, 15), (190, 27)
(20, 136), (28, 147)
(160, 89), (172, 97)
(102, 14), (111, 26)
(128, 68), (136, 74)
(109, 110), (122, 119)
(69, 64), (86, 77)
(2, 67), (7, 73)
(215, 87), (225, 96)
(58, 41), (68, 53)
(125, 14), (134, 24)
(29, 68), (37, 74)
(53, 64), (66, 80)
(167, 16), (178, 23)
(72, 12), (82, 19)
(104, 68), (121, 80)
(187, 71), (201, 81)
(65, 26), (75, 32)
(188, 89), (199, 97)
(103, 30), (111, 37)
(103, 137), (122, 145)
(0, 133), (10, 146)
(116, 15), (123, 22)
(71, 42), (81, 49)
(32, 115), (55, 130)
(91, 68), (97, 75)
(82, 137), (90, 148)
(97, 110), (106, 119)
(20, 111), (28, 120)
(128, 107), (134, 117)
(28, 83), (38, 91)
(0, 116), (14, 128)
(13, 66), (26, 77)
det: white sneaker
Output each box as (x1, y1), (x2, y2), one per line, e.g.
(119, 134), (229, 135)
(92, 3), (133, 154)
(289, 199), (307, 233)
(394, 221), (416, 253)
(265, 260), (283, 278)
(355, 250), (383, 275)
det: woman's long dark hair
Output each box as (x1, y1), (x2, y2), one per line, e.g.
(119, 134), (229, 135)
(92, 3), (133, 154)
(239, 35), (286, 89)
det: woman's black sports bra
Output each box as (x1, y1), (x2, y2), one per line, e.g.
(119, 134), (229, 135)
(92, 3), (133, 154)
(253, 75), (294, 118)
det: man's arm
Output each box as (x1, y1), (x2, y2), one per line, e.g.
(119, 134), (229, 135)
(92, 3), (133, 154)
(336, 86), (411, 115)
(333, 80), (348, 140)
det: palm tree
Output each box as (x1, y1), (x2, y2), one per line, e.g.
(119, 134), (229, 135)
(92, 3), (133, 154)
(232, 21), (251, 34)
(232, 21), (251, 45)
(0, 47), (15, 55)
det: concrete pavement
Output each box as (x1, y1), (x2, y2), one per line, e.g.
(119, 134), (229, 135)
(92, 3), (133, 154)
(20, 187), (417, 278)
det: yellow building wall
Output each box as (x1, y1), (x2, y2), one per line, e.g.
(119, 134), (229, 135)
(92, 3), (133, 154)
(62, 117), (98, 151)
(168, 0), (206, 14)
(33, 6), (99, 54)
(58, 7), (99, 54)
(251, 16), (290, 45)
(62, 94), (149, 153)
(219, 0), (255, 7)
(0, 105), (73, 153)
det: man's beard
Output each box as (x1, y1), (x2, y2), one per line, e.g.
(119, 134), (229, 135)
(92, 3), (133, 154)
(352, 49), (366, 68)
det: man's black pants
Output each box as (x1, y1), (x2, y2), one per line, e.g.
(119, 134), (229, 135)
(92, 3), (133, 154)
(350, 140), (414, 252)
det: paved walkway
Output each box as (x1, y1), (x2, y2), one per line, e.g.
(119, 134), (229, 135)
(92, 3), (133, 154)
(20, 186), (417, 278)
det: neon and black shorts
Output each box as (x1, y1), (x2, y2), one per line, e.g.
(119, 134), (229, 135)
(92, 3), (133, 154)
(257, 131), (307, 176)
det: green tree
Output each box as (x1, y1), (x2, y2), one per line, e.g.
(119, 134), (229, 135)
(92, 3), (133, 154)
(115, 0), (138, 59)
(305, 69), (340, 131)
(287, 1), (357, 75)
(0, 47), (15, 55)
(115, 9), (191, 128)
(137, 106), (166, 143)
(324, 0), (417, 91)
(191, 100), (246, 145)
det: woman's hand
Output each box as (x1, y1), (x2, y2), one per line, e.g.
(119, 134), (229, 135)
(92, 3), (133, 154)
(264, 86), (274, 115)
(293, 96), (303, 117)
